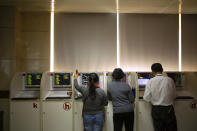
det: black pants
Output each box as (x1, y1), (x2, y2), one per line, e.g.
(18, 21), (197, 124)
(152, 105), (177, 131)
(113, 112), (134, 131)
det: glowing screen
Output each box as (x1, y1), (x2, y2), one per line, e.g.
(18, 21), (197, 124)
(26, 73), (42, 88)
(54, 73), (71, 86)
(138, 73), (152, 86)
(82, 73), (90, 86)
(167, 73), (183, 87)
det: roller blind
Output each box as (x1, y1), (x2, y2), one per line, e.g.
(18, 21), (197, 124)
(54, 13), (117, 72)
(119, 14), (179, 71)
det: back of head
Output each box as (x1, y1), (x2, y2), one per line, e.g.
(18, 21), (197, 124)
(88, 73), (99, 85)
(112, 68), (125, 81)
(88, 73), (99, 100)
(151, 63), (163, 73)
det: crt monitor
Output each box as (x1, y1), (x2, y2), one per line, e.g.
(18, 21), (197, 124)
(82, 73), (90, 86)
(138, 73), (153, 86)
(106, 73), (113, 83)
(25, 73), (42, 88)
(167, 73), (183, 87)
(54, 73), (71, 88)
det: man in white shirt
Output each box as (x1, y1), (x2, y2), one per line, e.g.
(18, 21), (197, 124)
(143, 63), (177, 131)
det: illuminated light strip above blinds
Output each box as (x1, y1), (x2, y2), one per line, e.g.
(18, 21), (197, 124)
(50, 0), (55, 72)
(116, 0), (120, 68)
(117, 13), (120, 68)
(179, 0), (182, 72)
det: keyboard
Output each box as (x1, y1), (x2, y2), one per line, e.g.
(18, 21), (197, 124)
(47, 91), (71, 98)
(13, 91), (39, 99)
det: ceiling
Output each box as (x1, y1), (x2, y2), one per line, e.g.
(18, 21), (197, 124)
(0, 0), (197, 14)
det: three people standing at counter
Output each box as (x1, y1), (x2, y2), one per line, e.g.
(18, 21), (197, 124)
(74, 64), (176, 131)
(143, 63), (177, 131)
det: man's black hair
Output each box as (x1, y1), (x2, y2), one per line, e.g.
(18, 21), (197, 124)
(112, 68), (125, 80)
(151, 63), (163, 73)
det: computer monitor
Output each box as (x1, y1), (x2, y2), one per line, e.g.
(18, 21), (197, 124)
(167, 73), (183, 87)
(25, 73), (42, 88)
(138, 73), (152, 86)
(54, 73), (71, 88)
(138, 79), (150, 86)
(82, 73), (90, 86)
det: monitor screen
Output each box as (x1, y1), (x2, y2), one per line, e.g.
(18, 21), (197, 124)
(54, 73), (71, 86)
(108, 75), (113, 82)
(138, 73), (152, 86)
(82, 73), (90, 85)
(167, 73), (182, 87)
(138, 79), (149, 86)
(26, 73), (42, 87)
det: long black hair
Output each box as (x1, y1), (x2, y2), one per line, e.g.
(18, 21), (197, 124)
(88, 73), (99, 100)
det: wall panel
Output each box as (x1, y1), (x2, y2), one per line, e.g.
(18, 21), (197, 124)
(182, 14), (197, 71)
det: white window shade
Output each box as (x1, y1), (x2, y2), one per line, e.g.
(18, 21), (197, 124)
(54, 13), (117, 72)
(119, 14), (179, 71)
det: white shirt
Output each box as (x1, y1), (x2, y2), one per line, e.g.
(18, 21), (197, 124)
(143, 74), (176, 106)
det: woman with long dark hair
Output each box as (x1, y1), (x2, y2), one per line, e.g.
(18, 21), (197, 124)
(74, 72), (108, 131)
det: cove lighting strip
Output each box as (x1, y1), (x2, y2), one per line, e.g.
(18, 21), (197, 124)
(117, 13), (120, 68)
(50, 0), (55, 72)
(116, 0), (120, 68)
(179, 0), (182, 72)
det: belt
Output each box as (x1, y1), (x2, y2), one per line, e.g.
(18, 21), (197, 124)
(152, 105), (173, 113)
(152, 105), (173, 107)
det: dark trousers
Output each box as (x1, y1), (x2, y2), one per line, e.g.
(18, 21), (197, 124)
(113, 112), (134, 131)
(152, 105), (177, 131)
